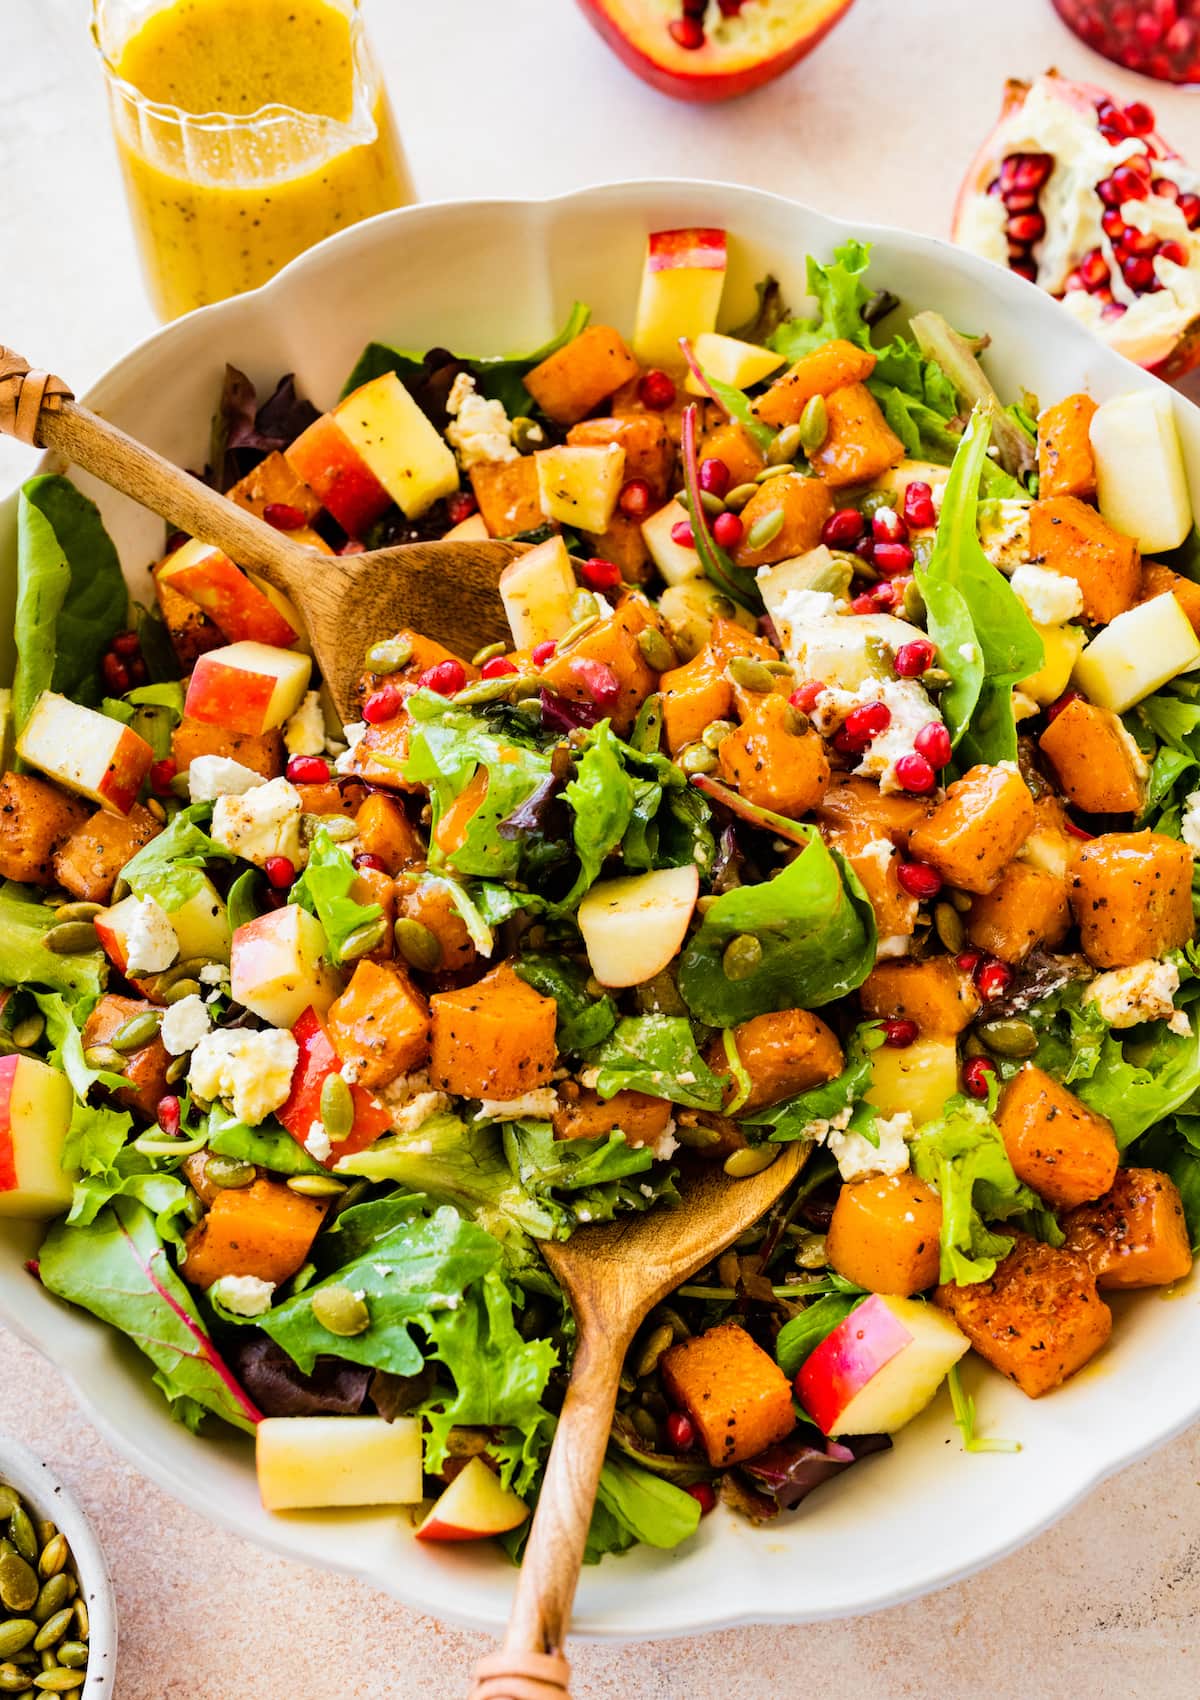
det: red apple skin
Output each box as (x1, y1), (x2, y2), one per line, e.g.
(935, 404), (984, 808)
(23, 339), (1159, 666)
(796, 1294), (911, 1437)
(0, 1054), (19, 1193)
(278, 1006), (392, 1164)
(648, 227), (727, 270)
(95, 724), (155, 815)
(92, 914), (130, 977)
(161, 547), (299, 648)
(414, 1457), (530, 1543)
(285, 414), (392, 538)
(184, 657), (276, 736)
(573, 0), (856, 103)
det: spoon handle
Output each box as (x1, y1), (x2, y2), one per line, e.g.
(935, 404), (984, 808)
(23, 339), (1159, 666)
(0, 346), (305, 588)
(469, 1320), (633, 1700)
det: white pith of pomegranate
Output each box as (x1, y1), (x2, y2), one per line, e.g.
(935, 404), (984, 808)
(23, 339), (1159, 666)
(953, 73), (1200, 378)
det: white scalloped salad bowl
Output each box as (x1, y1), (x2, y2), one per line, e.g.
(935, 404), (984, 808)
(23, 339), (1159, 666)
(1, 180), (1199, 1639)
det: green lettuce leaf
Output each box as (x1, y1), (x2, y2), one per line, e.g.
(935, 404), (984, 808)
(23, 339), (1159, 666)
(513, 954), (617, 1053)
(101, 680), (186, 763)
(0, 882), (106, 1004)
(1076, 1023), (1200, 1149)
(745, 1024), (882, 1143)
(768, 240), (876, 361)
(289, 826), (381, 966)
(206, 1108), (323, 1176)
(589, 1015), (727, 1110)
(583, 1454), (701, 1562)
(560, 723), (635, 907)
(501, 1120), (677, 1226)
(910, 1095), (1039, 1285)
(33, 990), (125, 1100)
(120, 804), (236, 910)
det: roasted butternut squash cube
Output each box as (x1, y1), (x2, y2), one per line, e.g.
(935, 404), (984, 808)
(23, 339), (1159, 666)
(659, 648), (732, 754)
(586, 513), (651, 585)
(753, 339), (878, 428)
(81, 994), (170, 1122)
(551, 1085), (673, 1147)
(704, 1007), (843, 1114)
(708, 615), (779, 664)
(296, 780), (364, 820)
(226, 451), (327, 551)
(0, 773), (90, 887)
(660, 1322), (796, 1466)
(1037, 393), (1098, 501)
(172, 715), (284, 780)
(811, 383), (905, 489)
(965, 862), (1070, 964)
(827, 1174), (943, 1296)
(153, 563), (224, 668)
(1139, 559), (1200, 635)
(859, 957), (980, 1036)
(717, 694), (830, 818)
(996, 1064), (1119, 1209)
(182, 1176), (326, 1290)
(429, 962), (557, 1100)
(567, 413), (673, 497)
(1063, 1167), (1193, 1289)
(935, 1234), (1111, 1398)
(355, 792), (425, 874)
(908, 762), (1035, 894)
(348, 865), (397, 965)
(730, 474), (834, 569)
(395, 876), (477, 974)
(813, 777), (933, 850)
(351, 715), (416, 790)
(327, 960), (429, 1091)
(1038, 697), (1145, 815)
(1069, 830), (1194, 968)
(699, 419), (766, 485)
(468, 457), (544, 538)
(1029, 495), (1142, 625)
(821, 819), (918, 941)
(52, 802), (162, 904)
(539, 594), (663, 734)
(523, 326), (640, 426)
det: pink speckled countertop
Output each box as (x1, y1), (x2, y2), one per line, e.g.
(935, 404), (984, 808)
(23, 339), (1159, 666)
(7, 0), (1200, 1692)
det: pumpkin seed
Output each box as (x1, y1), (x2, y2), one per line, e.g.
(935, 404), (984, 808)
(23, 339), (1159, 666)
(630, 1407), (660, 1444)
(164, 1054), (190, 1085)
(41, 924), (98, 957)
(902, 580), (927, 624)
(859, 489), (898, 517)
(920, 666), (952, 692)
(205, 1155), (255, 1190)
(52, 1647), (86, 1673)
(797, 396), (828, 456)
(32, 1617), (71, 1656)
(722, 933), (762, 982)
(471, 640), (508, 668)
(394, 917), (442, 973)
(933, 901), (965, 953)
(33, 1526), (54, 1553)
(950, 888), (972, 913)
(0, 1628), (35, 1662)
(674, 1119), (721, 1150)
(453, 675), (531, 708)
(766, 422), (804, 466)
(9, 1017), (44, 1051)
(340, 918), (388, 961)
(0, 1665), (33, 1692)
(110, 1011), (161, 1053)
(636, 1323), (675, 1380)
(1, 1520), (34, 1585)
(132, 1130), (206, 1160)
(570, 591), (601, 627)
(365, 636), (413, 674)
(636, 628), (676, 671)
(111, 878), (131, 904)
(654, 1303), (691, 1340)
(696, 895), (718, 914)
(701, 719), (737, 751)
(51, 903), (101, 926)
(0, 1553), (35, 1615)
(311, 1284), (370, 1337)
(39, 1656), (55, 1675)
(787, 708), (810, 735)
(35, 1534), (64, 1582)
(511, 415), (545, 454)
(0, 1496), (16, 1523)
(727, 656), (775, 694)
(978, 1016), (1039, 1058)
(696, 488), (725, 518)
(69, 1605), (85, 1645)
(170, 772), (192, 800)
(723, 482), (759, 513)
(287, 1173), (348, 1198)
(81, 1046), (124, 1074)
(31, 1578), (71, 1626)
(754, 462), (795, 484)
(32, 1671), (83, 1692)
(745, 509), (785, 553)
(677, 743), (717, 776)
(319, 1073), (355, 1142)
(723, 1145), (780, 1178)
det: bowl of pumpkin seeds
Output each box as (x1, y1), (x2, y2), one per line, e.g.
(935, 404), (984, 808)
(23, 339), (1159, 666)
(0, 1440), (114, 1697)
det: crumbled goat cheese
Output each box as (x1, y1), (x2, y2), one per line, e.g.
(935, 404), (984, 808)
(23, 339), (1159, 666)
(815, 676), (945, 794)
(1084, 959), (1183, 1030)
(209, 1275), (275, 1318)
(876, 933), (912, 960)
(187, 755), (267, 803)
(123, 895), (179, 976)
(1012, 690), (1040, 723)
(283, 690), (326, 757)
(304, 1121), (332, 1162)
(638, 1117), (678, 1161)
(211, 777), (305, 870)
(1010, 563), (1085, 626)
(199, 963), (229, 985)
(159, 993), (211, 1056)
(380, 1069), (450, 1136)
(188, 1027), (298, 1126)
(446, 372), (518, 469)
(826, 1111), (913, 1183)
(1181, 790), (1200, 854)
(477, 1089), (559, 1121)
(334, 721), (367, 777)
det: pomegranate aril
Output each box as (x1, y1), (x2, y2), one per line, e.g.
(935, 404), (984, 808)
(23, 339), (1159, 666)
(791, 680), (826, 714)
(717, 0), (743, 12)
(873, 541), (914, 577)
(844, 701), (891, 741)
(531, 640), (557, 667)
(362, 682), (402, 724)
(156, 1096), (181, 1137)
(682, 0), (706, 15)
(570, 657), (620, 706)
(686, 1482), (716, 1516)
(699, 457), (731, 497)
(265, 855), (295, 890)
(671, 519), (696, 549)
(638, 369), (677, 410)
(1007, 211), (1046, 243)
(956, 951), (982, 974)
(1101, 206), (1126, 240)
(1079, 247), (1110, 287)
(850, 592), (876, 615)
(871, 506), (908, 545)
(914, 721), (952, 769)
(882, 1017), (919, 1049)
(418, 659), (468, 696)
(1153, 176), (1180, 201)
(1178, 193), (1200, 229)
(821, 508), (865, 548)
(854, 537), (877, 566)
(480, 655), (519, 679)
(128, 657), (149, 687)
(112, 630), (142, 658)
(897, 860), (942, 900)
(712, 510), (743, 549)
(963, 1057), (997, 1101)
(149, 758), (177, 796)
(871, 582), (899, 609)
(286, 754), (331, 785)
(447, 491), (478, 525)
(580, 556), (622, 591)
(1120, 225), (1159, 256)
(1159, 238), (1189, 265)
(668, 15), (705, 47)
(263, 501), (307, 531)
(618, 478), (653, 519)
(1010, 152), (1053, 193)
(895, 639), (936, 678)
(101, 653), (130, 695)
(352, 852), (386, 873)
(1125, 101), (1157, 134)
(976, 960), (1013, 1001)
(903, 482), (936, 529)
(665, 1411), (696, 1452)
(1123, 255), (1156, 291)
(893, 752), (937, 794)
(1002, 189), (1039, 216)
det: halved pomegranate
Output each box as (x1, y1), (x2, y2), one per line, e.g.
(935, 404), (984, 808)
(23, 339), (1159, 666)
(953, 71), (1200, 379)
(573, 0), (856, 103)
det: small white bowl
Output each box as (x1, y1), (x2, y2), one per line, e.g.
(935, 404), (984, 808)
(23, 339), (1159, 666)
(0, 1438), (116, 1697)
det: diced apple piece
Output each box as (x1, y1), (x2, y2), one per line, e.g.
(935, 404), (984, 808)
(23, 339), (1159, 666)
(248, 574), (310, 653)
(758, 548), (852, 646)
(231, 905), (341, 1029)
(16, 692), (154, 816)
(157, 539), (301, 648)
(285, 412), (392, 538)
(0, 1054), (78, 1219)
(786, 612), (925, 689)
(443, 513), (490, 542)
(256, 1416), (422, 1511)
(797, 1293), (969, 1436)
(1073, 593), (1200, 713)
(633, 227), (727, 372)
(866, 1036), (958, 1126)
(1019, 622), (1086, 706)
(333, 372), (460, 520)
(577, 863), (699, 989)
(147, 873), (232, 964)
(642, 499), (703, 587)
(499, 536), (578, 650)
(185, 642), (313, 736)
(415, 1455), (530, 1543)
(1089, 389), (1193, 554)
(659, 577), (756, 661)
(535, 443), (626, 535)
(686, 331), (784, 395)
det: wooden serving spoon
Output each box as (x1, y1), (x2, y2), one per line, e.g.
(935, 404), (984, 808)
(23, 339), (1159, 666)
(0, 348), (523, 720)
(468, 1141), (807, 1700)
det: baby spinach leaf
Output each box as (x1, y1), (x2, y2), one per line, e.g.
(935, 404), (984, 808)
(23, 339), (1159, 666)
(775, 1294), (863, 1378)
(514, 954), (617, 1053)
(589, 1015), (727, 1110)
(910, 1095), (1038, 1285)
(1076, 1024), (1200, 1149)
(289, 826), (382, 966)
(561, 723), (635, 907)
